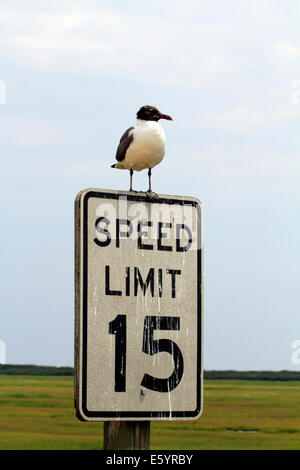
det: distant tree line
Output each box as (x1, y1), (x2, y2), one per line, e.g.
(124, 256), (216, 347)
(0, 364), (73, 376)
(204, 370), (300, 381)
(0, 364), (299, 380)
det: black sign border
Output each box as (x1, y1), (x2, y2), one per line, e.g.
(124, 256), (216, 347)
(79, 190), (203, 420)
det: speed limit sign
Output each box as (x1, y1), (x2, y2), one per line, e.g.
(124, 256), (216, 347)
(74, 189), (203, 420)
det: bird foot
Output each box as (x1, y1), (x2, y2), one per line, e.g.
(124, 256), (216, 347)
(146, 190), (160, 200)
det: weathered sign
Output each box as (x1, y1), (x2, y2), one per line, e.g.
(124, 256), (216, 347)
(75, 189), (203, 420)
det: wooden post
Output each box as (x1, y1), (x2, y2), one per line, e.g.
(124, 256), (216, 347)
(103, 421), (150, 450)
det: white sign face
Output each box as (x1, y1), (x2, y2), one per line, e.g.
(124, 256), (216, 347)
(75, 189), (203, 421)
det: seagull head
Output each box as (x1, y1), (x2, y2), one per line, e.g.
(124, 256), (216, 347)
(136, 105), (173, 122)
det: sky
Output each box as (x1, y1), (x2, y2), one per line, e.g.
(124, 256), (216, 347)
(0, 0), (300, 370)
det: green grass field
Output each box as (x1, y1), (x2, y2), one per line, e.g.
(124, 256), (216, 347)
(0, 375), (299, 450)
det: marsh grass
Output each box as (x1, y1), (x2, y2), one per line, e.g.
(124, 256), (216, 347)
(0, 376), (299, 450)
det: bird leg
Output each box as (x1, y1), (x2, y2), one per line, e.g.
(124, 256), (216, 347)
(148, 167), (152, 192)
(129, 169), (134, 192)
(146, 168), (160, 199)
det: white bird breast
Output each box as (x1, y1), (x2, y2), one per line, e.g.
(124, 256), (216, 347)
(124, 120), (166, 172)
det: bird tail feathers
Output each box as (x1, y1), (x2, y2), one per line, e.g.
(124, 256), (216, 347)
(111, 164), (116, 168)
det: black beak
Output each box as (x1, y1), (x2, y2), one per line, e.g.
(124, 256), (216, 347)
(159, 113), (173, 121)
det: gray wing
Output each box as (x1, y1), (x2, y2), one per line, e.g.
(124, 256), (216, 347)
(116, 127), (134, 162)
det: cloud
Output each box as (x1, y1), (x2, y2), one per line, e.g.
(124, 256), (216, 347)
(2, 0), (298, 89)
(272, 41), (300, 60)
(0, 115), (63, 148)
(202, 104), (300, 131)
(42, 162), (107, 176)
(162, 148), (300, 206)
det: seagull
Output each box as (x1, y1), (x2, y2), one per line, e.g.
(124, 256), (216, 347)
(111, 105), (173, 198)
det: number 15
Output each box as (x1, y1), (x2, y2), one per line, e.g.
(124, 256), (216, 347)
(109, 315), (184, 393)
